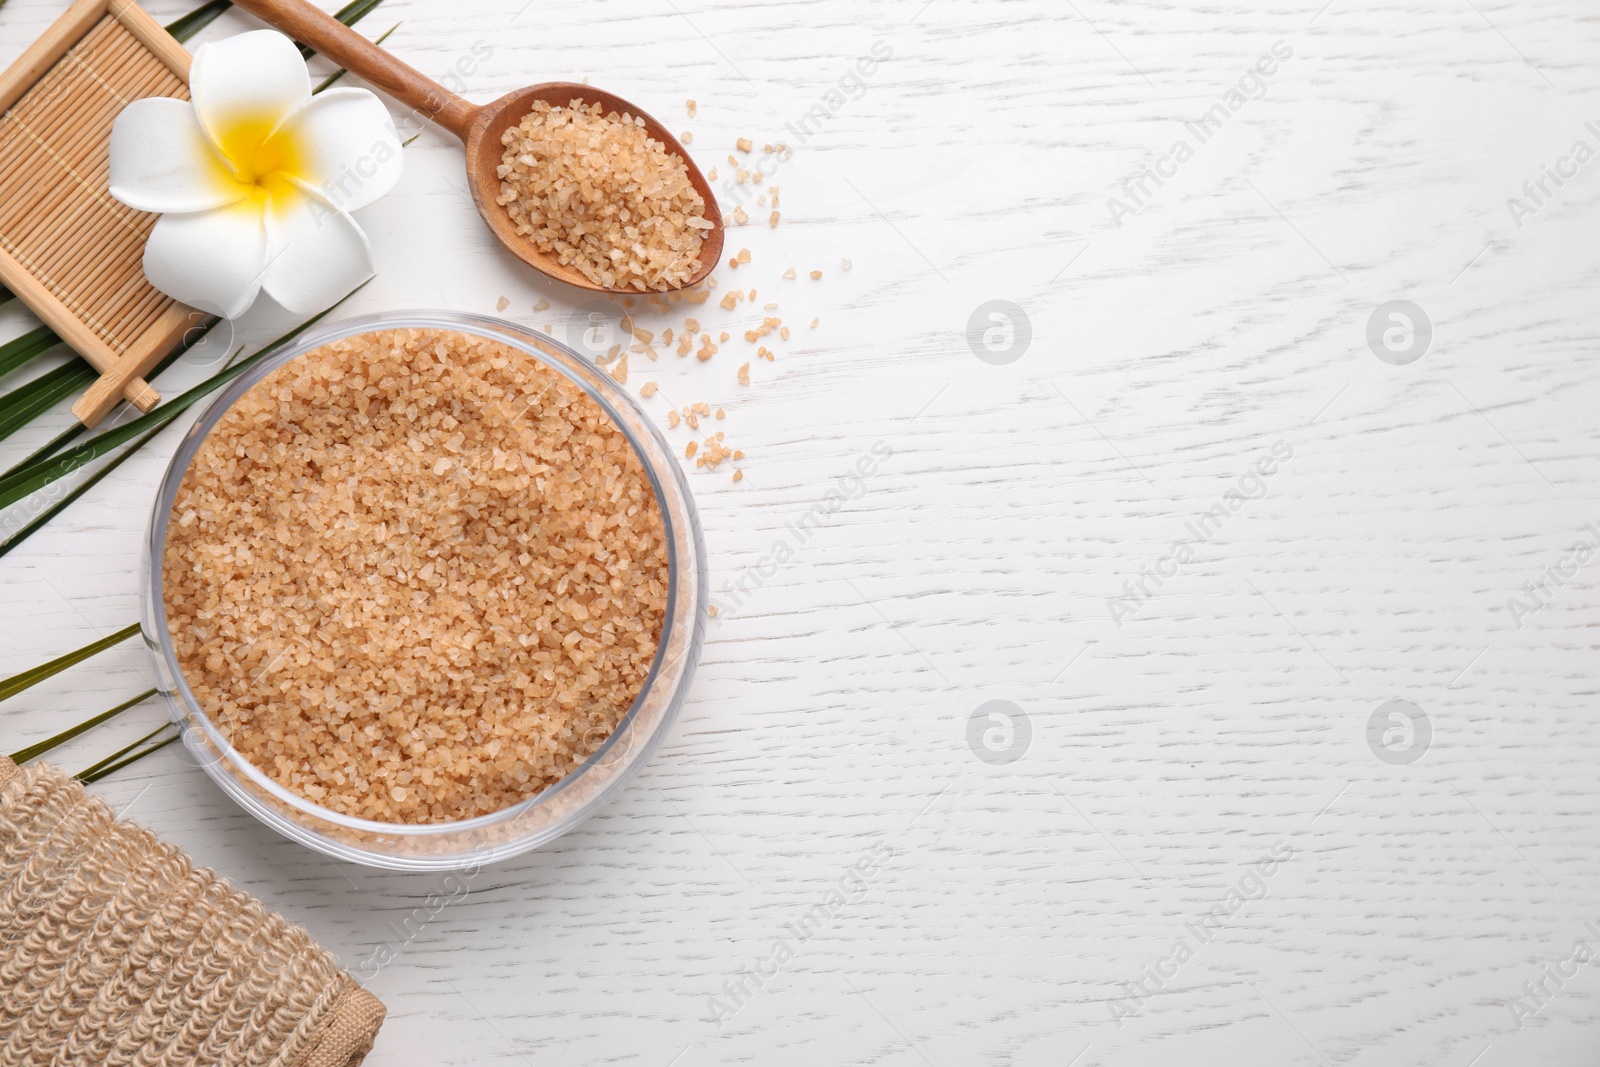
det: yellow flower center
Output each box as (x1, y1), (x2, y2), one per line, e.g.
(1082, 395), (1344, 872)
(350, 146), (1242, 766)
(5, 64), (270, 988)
(212, 111), (304, 195)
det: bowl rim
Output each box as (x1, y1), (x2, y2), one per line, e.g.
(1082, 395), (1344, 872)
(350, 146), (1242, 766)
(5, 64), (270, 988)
(145, 310), (693, 838)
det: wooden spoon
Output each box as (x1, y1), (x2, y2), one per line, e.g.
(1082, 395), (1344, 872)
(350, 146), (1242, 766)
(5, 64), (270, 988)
(230, 0), (724, 293)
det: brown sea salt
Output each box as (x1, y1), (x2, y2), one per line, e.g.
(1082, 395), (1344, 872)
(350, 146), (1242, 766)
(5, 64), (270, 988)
(496, 99), (711, 292)
(163, 328), (669, 825)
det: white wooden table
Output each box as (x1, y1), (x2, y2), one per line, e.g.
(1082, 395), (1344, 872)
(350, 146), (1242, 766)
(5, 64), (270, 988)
(4, 0), (1600, 1063)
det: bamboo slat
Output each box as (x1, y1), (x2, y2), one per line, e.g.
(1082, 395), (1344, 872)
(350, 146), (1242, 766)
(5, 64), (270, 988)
(0, 1), (196, 426)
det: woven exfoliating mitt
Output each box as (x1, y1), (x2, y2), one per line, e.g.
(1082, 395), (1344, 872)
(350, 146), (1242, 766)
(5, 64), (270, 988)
(0, 755), (385, 1066)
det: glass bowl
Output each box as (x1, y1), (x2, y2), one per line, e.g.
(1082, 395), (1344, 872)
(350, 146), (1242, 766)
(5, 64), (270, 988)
(141, 311), (706, 871)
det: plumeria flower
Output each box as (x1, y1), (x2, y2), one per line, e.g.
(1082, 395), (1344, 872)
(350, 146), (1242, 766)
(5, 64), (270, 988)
(109, 30), (402, 319)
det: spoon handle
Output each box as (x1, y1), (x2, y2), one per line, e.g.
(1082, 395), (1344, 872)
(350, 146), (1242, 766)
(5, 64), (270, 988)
(230, 0), (479, 140)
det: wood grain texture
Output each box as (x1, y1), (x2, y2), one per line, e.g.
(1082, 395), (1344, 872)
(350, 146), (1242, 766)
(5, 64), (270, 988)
(3, 0), (1600, 1063)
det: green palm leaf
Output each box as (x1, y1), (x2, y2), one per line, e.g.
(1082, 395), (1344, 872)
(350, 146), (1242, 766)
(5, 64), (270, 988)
(166, 0), (387, 48)
(298, 0), (388, 57)
(0, 421), (171, 562)
(75, 721), (180, 783)
(0, 623), (141, 704)
(0, 327), (59, 382)
(164, 0), (232, 41)
(76, 733), (180, 783)
(4, 320), (230, 478)
(0, 364), (94, 446)
(315, 22), (400, 91)
(0, 291), (355, 513)
(10, 688), (157, 764)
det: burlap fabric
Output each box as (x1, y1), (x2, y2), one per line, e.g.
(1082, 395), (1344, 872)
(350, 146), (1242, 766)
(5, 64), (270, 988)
(0, 755), (385, 1066)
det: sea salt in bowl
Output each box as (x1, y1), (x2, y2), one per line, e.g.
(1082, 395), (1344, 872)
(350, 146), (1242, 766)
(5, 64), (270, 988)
(141, 312), (706, 871)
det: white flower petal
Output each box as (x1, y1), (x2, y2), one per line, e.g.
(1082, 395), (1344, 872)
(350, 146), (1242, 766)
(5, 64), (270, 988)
(259, 181), (374, 316)
(143, 199), (269, 319)
(272, 88), (402, 211)
(109, 98), (250, 213)
(190, 30), (310, 154)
